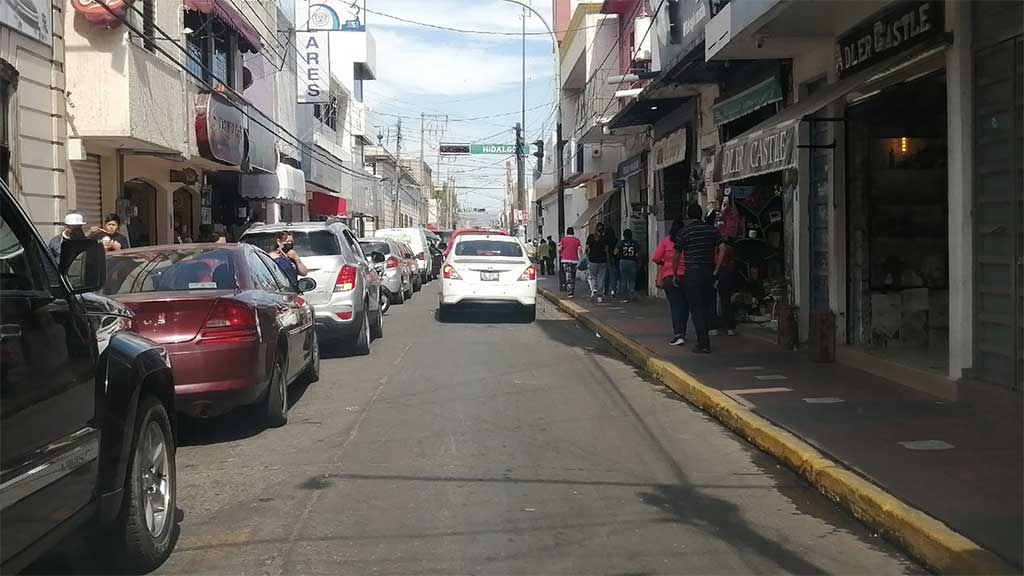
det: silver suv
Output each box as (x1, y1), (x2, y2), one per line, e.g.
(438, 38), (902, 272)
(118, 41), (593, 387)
(241, 221), (382, 354)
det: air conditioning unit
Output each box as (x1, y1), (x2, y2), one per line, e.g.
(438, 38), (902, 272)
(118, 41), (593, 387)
(633, 16), (652, 62)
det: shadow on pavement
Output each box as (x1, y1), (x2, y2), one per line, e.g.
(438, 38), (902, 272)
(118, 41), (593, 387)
(176, 378), (315, 447)
(435, 305), (532, 325)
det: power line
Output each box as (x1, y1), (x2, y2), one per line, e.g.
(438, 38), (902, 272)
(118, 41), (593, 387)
(363, 5), (609, 37)
(373, 101), (551, 123)
(103, 1), (379, 182)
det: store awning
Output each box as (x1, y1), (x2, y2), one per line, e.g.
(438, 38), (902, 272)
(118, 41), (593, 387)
(573, 189), (617, 230)
(240, 164), (307, 205)
(184, 0), (263, 53)
(713, 39), (949, 183)
(308, 191), (348, 217)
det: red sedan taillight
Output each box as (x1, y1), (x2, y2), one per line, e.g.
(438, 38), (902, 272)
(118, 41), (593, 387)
(335, 265), (358, 292)
(442, 264), (461, 280)
(386, 256), (400, 269)
(200, 299), (257, 342)
(518, 265), (537, 281)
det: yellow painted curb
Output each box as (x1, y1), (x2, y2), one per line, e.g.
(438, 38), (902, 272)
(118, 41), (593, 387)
(539, 288), (1017, 575)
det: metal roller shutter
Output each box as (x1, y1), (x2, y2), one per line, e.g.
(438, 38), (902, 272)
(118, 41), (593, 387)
(71, 155), (103, 229)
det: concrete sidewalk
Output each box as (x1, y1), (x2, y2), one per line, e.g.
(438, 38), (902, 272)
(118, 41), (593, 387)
(538, 276), (1022, 571)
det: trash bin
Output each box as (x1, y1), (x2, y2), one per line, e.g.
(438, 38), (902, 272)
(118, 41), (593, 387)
(777, 304), (798, 351)
(809, 310), (836, 363)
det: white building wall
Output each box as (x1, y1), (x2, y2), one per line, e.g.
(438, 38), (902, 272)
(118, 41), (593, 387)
(3, 0), (67, 237)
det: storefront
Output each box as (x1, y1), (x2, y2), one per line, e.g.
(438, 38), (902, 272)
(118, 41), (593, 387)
(240, 163), (308, 225)
(713, 120), (797, 326)
(617, 152), (649, 292)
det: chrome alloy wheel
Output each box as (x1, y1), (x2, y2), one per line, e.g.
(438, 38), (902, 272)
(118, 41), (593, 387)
(140, 420), (171, 537)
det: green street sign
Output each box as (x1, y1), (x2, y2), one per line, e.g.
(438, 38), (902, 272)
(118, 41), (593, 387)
(470, 143), (529, 155)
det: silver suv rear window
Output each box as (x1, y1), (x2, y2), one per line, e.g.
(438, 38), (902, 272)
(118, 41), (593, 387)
(455, 240), (523, 257)
(242, 231), (341, 256)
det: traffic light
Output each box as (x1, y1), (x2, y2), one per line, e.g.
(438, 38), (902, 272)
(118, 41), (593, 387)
(439, 143), (470, 155)
(532, 139), (545, 173)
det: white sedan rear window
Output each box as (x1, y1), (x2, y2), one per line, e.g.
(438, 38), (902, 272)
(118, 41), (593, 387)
(454, 240), (523, 258)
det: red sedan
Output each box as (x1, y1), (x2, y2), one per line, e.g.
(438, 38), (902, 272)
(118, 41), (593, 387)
(102, 243), (320, 426)
(443, 228), (508, 257)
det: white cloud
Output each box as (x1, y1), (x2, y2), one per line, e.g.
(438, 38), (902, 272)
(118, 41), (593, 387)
(366, 27), (552, 97)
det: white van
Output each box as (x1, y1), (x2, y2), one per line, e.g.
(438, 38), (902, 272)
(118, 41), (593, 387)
(375, 227), (431, 285)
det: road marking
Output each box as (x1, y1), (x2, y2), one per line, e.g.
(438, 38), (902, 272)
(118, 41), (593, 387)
(732, 366), (766, 371)
(754, 374), (789, 381)
(899, 440), (955, 451)
(803, 397), (845, 404)
(725, 387), (794, 395)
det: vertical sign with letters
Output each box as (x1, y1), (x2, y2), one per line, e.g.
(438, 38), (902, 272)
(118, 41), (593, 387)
(297, 31), (330, 103)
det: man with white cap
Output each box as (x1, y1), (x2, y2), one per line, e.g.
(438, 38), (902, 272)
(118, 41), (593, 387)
(48, 211), (88, 261)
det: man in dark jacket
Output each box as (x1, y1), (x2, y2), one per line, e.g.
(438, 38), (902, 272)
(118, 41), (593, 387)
(672, 203), (720, 353)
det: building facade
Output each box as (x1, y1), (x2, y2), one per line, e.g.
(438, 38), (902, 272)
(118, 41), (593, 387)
(2, 0), (68, 238)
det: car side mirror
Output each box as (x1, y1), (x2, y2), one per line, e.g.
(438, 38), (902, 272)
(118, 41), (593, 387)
(60, 238), (106, 294)
(296, 277), (317, 293)
(370, 251), (386, 264)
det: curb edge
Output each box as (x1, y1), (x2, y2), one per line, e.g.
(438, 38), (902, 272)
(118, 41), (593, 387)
(538, 287), (1016, 575)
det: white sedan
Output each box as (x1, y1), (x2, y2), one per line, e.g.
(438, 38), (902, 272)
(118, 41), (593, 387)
(438, 234), (537, 322)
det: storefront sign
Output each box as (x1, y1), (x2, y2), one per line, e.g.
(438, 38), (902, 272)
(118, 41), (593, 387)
(297, 32), (330, 104)
(308, 0), (366, 32)
(713, 121), (797, 183)
(2, 0), (51, 45)
(195, 92), (245, 166)
(835, 0), (944, 78)
(71, 0), (131, 28)
(652, 128), (686, 171)
(617, 154), (645, 180)
(713, 77), (783, 125)
(677, 0), (709, 56)
(245, 119), (277, 174)
(170, 168), (199, 185)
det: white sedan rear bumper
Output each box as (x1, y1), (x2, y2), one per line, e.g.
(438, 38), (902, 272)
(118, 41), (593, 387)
(441, 279), (536, 306)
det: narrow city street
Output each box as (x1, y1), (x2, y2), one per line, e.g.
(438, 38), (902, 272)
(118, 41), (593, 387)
(152, 288), (917, 575)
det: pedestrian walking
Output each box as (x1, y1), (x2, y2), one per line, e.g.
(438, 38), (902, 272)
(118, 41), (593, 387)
(603, 226), (619, 298)
(559, 227), (582, 297)
(535, 238), (551, 276)
(526, 238), (538, 263)
(715, 238), (739, 336)
(672, 203), (720, 353)
(546, 236), (557, 275)
(614, 228), (640, 302)
(48, 211), (88, 261)
(586, 223), (609, 303)
(653, 221), (688, 345)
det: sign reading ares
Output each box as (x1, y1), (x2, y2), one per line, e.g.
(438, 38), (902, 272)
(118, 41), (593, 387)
(835, 1), (944, 78)
(297, 32), (330, 103)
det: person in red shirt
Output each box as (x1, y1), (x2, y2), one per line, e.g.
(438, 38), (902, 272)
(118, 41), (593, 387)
(559, 227), (583, 298)
(652, 220), (689, 345)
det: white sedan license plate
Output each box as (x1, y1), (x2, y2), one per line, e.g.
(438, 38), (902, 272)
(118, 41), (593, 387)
(481, 271), (499, 281)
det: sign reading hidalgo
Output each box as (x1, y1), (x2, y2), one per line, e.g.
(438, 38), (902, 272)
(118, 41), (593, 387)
(835, 0), (944, 78)
(713, 121), (797, 183)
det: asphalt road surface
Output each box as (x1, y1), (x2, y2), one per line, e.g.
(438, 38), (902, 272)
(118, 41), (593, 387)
(138, 286), (916, 574)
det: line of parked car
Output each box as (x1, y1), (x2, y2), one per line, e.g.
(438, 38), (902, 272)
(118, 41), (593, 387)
(0, 174), (452, 574)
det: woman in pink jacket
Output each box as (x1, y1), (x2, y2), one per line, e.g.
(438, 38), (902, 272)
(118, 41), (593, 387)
(652, 220), (689, 345)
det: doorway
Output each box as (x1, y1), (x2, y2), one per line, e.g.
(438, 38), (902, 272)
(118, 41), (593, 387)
(173, 188), (195, 243)
(846, 73), (949, 374)
(123, 180), (158, 247)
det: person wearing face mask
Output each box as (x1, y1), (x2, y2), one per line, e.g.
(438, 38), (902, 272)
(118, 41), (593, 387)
(269, 231), (308, 285)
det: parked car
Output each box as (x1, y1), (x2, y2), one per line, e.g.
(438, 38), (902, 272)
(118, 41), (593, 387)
(103, 243), (320, 425)
(428, 240), (443, 280)
(374, 227), (431, 285)
(1, 182), (178, 574)
(439, 233), (537, 323)
(359, 237), (412, 312)
(395, 240), (422, 293)
(423, 229), (443, 280)
(241, 221), (382, 352)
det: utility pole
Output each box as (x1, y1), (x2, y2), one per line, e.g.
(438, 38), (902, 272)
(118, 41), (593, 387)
(515, 122), (525, 239)
(505, 160), (514, 234)
(392, 118), (402, 227)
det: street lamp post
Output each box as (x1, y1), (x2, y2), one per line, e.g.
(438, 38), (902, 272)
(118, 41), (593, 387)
(499, 0), (564, 247)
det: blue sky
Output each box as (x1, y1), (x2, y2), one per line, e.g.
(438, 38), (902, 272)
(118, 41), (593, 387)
(363, 0), (557, 220)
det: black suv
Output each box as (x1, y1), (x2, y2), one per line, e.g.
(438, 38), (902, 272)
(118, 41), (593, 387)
(0, 182), (178, 573)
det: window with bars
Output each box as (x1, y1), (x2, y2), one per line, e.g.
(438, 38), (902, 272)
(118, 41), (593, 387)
(184, 11), (237, 89)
